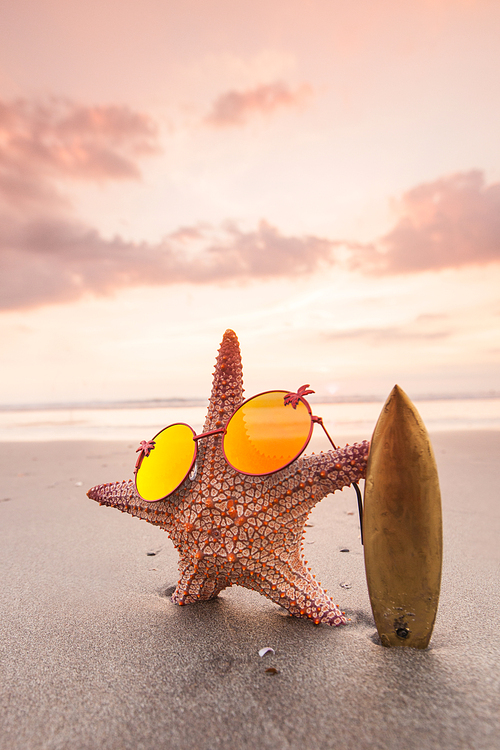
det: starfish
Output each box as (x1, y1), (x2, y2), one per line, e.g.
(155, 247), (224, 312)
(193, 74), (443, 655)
(88, 330), (369, 626)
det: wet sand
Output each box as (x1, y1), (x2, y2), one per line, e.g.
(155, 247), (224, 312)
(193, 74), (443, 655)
(0, 431), (499, 750)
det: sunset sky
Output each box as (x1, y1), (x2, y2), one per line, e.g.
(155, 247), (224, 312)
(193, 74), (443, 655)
(1, 0), (500, 406)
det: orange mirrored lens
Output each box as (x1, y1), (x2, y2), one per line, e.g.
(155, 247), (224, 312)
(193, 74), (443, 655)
(136, 423), (196, 501)
(223, 391), (312, 475)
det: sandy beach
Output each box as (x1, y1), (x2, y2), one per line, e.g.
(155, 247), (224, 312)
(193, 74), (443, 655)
(1, 430), (499, 750)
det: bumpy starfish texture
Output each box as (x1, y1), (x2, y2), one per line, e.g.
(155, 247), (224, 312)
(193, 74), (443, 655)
(88, 330), (369, 625)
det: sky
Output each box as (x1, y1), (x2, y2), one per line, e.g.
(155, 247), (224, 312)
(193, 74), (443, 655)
(1, 0), (500, 405)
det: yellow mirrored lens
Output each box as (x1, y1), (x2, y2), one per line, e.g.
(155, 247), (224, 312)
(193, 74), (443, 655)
(224, 391), (311, 475)
(136, 423), (196, 501)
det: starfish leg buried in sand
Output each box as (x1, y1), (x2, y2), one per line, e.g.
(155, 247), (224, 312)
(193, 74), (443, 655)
(88, 330), (369, 626)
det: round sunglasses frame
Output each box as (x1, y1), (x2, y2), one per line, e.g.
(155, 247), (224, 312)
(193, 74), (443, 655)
(134, 389), (324, 503)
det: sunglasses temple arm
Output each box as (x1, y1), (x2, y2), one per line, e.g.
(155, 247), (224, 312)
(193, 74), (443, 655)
(313, 416), (363, 545)
(313, 416), (337, 450)
(353, 482), (364, 545)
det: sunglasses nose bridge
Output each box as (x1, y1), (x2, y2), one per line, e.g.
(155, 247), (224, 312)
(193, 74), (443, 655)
(193, 427), (225, 442)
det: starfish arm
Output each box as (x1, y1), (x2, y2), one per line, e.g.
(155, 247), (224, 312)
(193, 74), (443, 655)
(87, 480), (183, 546)
(250, 440), (370, 529)
(172, 546), (348, 625)
(240, 556), (347, 626)
(87, 479), (140, 510)
(203, 328), (244, 432)
(171, 556), (231, 604)
(294, 440), (370, 512)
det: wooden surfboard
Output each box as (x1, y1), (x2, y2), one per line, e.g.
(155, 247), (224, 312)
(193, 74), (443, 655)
(363, 385), (442, 649)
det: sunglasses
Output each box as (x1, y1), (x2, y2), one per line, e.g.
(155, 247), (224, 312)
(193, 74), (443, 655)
(134, 385), (340, 503)
(134, 384), (365, 542)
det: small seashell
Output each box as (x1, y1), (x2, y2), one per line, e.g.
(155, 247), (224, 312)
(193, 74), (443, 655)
(258, 647), (275, 657)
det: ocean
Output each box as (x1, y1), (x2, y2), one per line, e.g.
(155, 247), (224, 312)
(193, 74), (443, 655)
(1, 396), (500, 443)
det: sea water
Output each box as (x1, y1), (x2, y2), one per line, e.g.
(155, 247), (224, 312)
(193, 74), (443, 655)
(1, 397), (499, 442)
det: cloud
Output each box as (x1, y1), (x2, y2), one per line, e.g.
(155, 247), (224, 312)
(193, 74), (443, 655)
(351, 171), (500, 274)
(0, 97), (160, 210)
(0, 218), (338, 311)
(4, 168), (500, 312)
(2, 96), (499, 312)
(204, 81), (312, 127)
(0, 94), (338, 312)
(324, 324), (453, 344)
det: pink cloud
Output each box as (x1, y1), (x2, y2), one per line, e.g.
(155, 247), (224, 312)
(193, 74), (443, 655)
(0, 218), (338, 311)
(205, 81), (312, 127)
(0, 95), (337, 311)
(352, 170), (500, 274)
(2, 95), (499, 312)
(324, 320), (453, 344)
(0, 97), (160, 210)
(4, 167), (500, 312)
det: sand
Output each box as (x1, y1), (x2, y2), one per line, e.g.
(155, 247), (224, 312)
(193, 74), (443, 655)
(0, 431), (499, 750)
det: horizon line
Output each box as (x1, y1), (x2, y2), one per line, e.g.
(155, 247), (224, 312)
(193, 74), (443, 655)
(2, 390), (500, 413)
